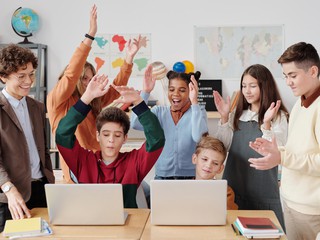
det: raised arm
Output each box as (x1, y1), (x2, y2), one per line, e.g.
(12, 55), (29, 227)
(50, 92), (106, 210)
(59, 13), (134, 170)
(130, 65), (157, 131)
(213, 90), (234, 149)
(47, 5), (98, 132)
(188, 75), (208, 142)
(260, 100), (288, 146)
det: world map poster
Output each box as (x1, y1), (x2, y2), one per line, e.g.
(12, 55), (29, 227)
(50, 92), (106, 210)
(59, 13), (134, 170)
(194, 26), (283, 79)
(87, 33), (151, 78)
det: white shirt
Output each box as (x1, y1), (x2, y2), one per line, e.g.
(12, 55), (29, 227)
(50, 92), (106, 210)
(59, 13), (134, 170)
(2, 89), (43, 179)
(215, 109), (288, 150)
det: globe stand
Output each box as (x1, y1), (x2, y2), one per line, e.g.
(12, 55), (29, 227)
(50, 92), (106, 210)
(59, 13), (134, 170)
(19, 36), (33, 44)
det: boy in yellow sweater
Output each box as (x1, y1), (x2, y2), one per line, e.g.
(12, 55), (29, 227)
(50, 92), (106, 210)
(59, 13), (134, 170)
(249, 42), (320, 240)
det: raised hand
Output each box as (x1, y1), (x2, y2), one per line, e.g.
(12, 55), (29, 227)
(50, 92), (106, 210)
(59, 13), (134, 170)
(248, 136), (281, 170)
(213, 90), (230, 123)
(143, 64), (156, 93)
(81, 74), (109, 104)
(112, 85), (143, 106)
(263, 100), (281, 129)
(88, 4), (97, 37)
(125, 34), (142, 64)
(189, 75), (199, 105)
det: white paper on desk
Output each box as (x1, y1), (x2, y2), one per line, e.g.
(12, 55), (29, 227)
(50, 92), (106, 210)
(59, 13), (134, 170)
(9, 219), (53, 239)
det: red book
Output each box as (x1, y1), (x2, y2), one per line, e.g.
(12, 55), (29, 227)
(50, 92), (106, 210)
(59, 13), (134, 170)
(236, 216), (279, 234)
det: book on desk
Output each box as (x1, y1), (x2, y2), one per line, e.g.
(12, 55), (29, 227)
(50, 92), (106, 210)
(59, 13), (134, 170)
(3, 217), (52, 238)
(234, 216), (284, 239)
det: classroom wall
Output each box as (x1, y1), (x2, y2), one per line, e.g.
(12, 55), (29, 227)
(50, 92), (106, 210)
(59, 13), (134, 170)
(1, 0), (320, 136)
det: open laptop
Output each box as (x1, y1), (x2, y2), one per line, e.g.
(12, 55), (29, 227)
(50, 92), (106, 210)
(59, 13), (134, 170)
(45, 184), (128, 225)
(150, 179), (227, 225)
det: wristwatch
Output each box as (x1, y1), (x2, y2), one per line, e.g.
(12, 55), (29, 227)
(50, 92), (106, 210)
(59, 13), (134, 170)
(2, 183), (14, 193)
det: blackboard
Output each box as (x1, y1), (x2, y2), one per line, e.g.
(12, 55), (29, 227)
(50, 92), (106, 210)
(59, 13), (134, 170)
(197, 79), (222, 111)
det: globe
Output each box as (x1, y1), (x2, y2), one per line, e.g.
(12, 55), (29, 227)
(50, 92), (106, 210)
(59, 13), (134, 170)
(11, 7), (40, 44)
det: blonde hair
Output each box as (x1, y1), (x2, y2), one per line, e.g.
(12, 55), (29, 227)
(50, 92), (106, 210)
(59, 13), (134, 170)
(58, 61), (101, 117)
(195, 134), (227, 161)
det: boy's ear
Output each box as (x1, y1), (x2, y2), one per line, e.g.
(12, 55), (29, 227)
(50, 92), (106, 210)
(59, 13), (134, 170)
(191, 153), (197, 165)
(123, 134), (128, 144)
(96, 131), (100, 142)
(310, 65), (319, 78)
(217, 164), (224, 174)
(0, 77), (8, 84)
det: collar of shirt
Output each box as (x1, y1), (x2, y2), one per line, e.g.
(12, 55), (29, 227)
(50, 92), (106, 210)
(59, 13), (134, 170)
(239, 109), (258, 122)
(2, 88), (27, 109)
(301, 85), (320, 108)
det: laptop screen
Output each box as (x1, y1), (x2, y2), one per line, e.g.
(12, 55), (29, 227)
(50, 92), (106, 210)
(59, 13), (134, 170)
(45, 184), (127, 225)
(150, 180), (227, 225)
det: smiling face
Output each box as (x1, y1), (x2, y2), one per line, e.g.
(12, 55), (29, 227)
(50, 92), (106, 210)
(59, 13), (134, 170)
(168, 78), (190, 111)
(241, 74), (261, 112)
(2, 62), (35, 100)
(96, 122), (128, 162)
(192, 148), (225, 180)
(282, 62), (319, 98)
(81, 67), (94, 89)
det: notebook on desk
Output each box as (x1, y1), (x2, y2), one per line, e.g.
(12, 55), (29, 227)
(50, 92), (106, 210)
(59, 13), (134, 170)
(45, 184), (128, 225)
(150, 179), (227, 225)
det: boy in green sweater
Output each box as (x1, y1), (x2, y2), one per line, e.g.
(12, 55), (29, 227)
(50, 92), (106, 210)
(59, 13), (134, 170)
(56, 66), (165, 208)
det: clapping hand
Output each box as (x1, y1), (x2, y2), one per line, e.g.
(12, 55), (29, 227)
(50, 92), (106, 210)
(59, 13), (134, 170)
(189, 75), (199, 105)
(81, 74), (109, 104)
(125, 34), (143, 64)
(248, 136), (281, 170)
(213, 90), (230, 124)
(143, 64), (156, 93)
(112, 85), (143, 106)
(263, 100), (281, 129)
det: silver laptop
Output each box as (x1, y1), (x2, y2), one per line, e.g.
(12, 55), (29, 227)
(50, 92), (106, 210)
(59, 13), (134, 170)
(45, 184), (128, 225)
(150, 180), (227, 225)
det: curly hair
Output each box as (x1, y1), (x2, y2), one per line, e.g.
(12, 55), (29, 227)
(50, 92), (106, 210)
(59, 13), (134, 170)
(96, 107), (130, 135)
(166, 70), (201, 85)
(0, 44), (38, 83)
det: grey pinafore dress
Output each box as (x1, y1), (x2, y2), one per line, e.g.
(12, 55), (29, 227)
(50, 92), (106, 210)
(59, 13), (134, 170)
(222, 120), (285, 229)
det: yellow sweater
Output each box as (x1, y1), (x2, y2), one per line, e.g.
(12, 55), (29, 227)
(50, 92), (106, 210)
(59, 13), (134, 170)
(279, 92), (320, 215)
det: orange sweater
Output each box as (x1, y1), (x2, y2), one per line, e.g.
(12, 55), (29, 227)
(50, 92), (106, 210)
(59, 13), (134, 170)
(227, 185), (238, 210)
(47, 42), (132, 181)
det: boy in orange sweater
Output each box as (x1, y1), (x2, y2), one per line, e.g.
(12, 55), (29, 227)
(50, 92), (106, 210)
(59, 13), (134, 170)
(192, 134), (238, 210)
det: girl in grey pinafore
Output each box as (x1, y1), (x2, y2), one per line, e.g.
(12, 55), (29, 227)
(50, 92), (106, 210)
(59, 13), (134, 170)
(223, 120), (285, 228)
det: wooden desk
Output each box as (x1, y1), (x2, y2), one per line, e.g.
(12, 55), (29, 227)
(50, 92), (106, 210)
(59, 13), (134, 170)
(141, 210), (287, 240)
(10, 208), (150, 239)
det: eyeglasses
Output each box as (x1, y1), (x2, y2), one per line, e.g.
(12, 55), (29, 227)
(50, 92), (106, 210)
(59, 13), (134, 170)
(10, 71), (36, 83)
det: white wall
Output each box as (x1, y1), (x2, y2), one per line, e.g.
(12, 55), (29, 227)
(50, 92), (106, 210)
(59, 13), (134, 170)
(1, 0), (320, 133)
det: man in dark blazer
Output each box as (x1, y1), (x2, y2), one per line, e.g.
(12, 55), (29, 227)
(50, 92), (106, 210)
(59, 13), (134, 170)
(0, 44), (54, 231)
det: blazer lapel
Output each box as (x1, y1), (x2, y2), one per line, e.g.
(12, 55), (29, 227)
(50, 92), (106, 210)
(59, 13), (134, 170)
(0, 92), (23, 132)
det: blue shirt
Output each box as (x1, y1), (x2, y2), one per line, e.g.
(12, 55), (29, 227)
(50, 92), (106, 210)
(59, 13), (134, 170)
(130, 92), (208, 177)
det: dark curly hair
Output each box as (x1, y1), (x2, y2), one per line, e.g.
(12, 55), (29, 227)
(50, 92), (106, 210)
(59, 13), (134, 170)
(96, 107), (130, 135)
(166, 70), (201, 85)
(0, 44), (38, 83)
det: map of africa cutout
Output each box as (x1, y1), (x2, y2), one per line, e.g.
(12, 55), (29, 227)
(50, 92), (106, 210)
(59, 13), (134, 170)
(88, 33), (151, 78)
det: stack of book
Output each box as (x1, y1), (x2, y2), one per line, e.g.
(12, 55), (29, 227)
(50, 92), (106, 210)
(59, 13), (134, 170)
(3, 217), (52, 238)
(233, 216), (284, 239)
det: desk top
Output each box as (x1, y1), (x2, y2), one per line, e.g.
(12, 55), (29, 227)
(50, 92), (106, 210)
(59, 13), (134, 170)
(6, 208), (150, 239)
(141, 210), (287, 240)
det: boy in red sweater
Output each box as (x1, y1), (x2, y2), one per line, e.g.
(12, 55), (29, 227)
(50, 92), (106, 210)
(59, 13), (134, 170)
(56, 66), (165, 208)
